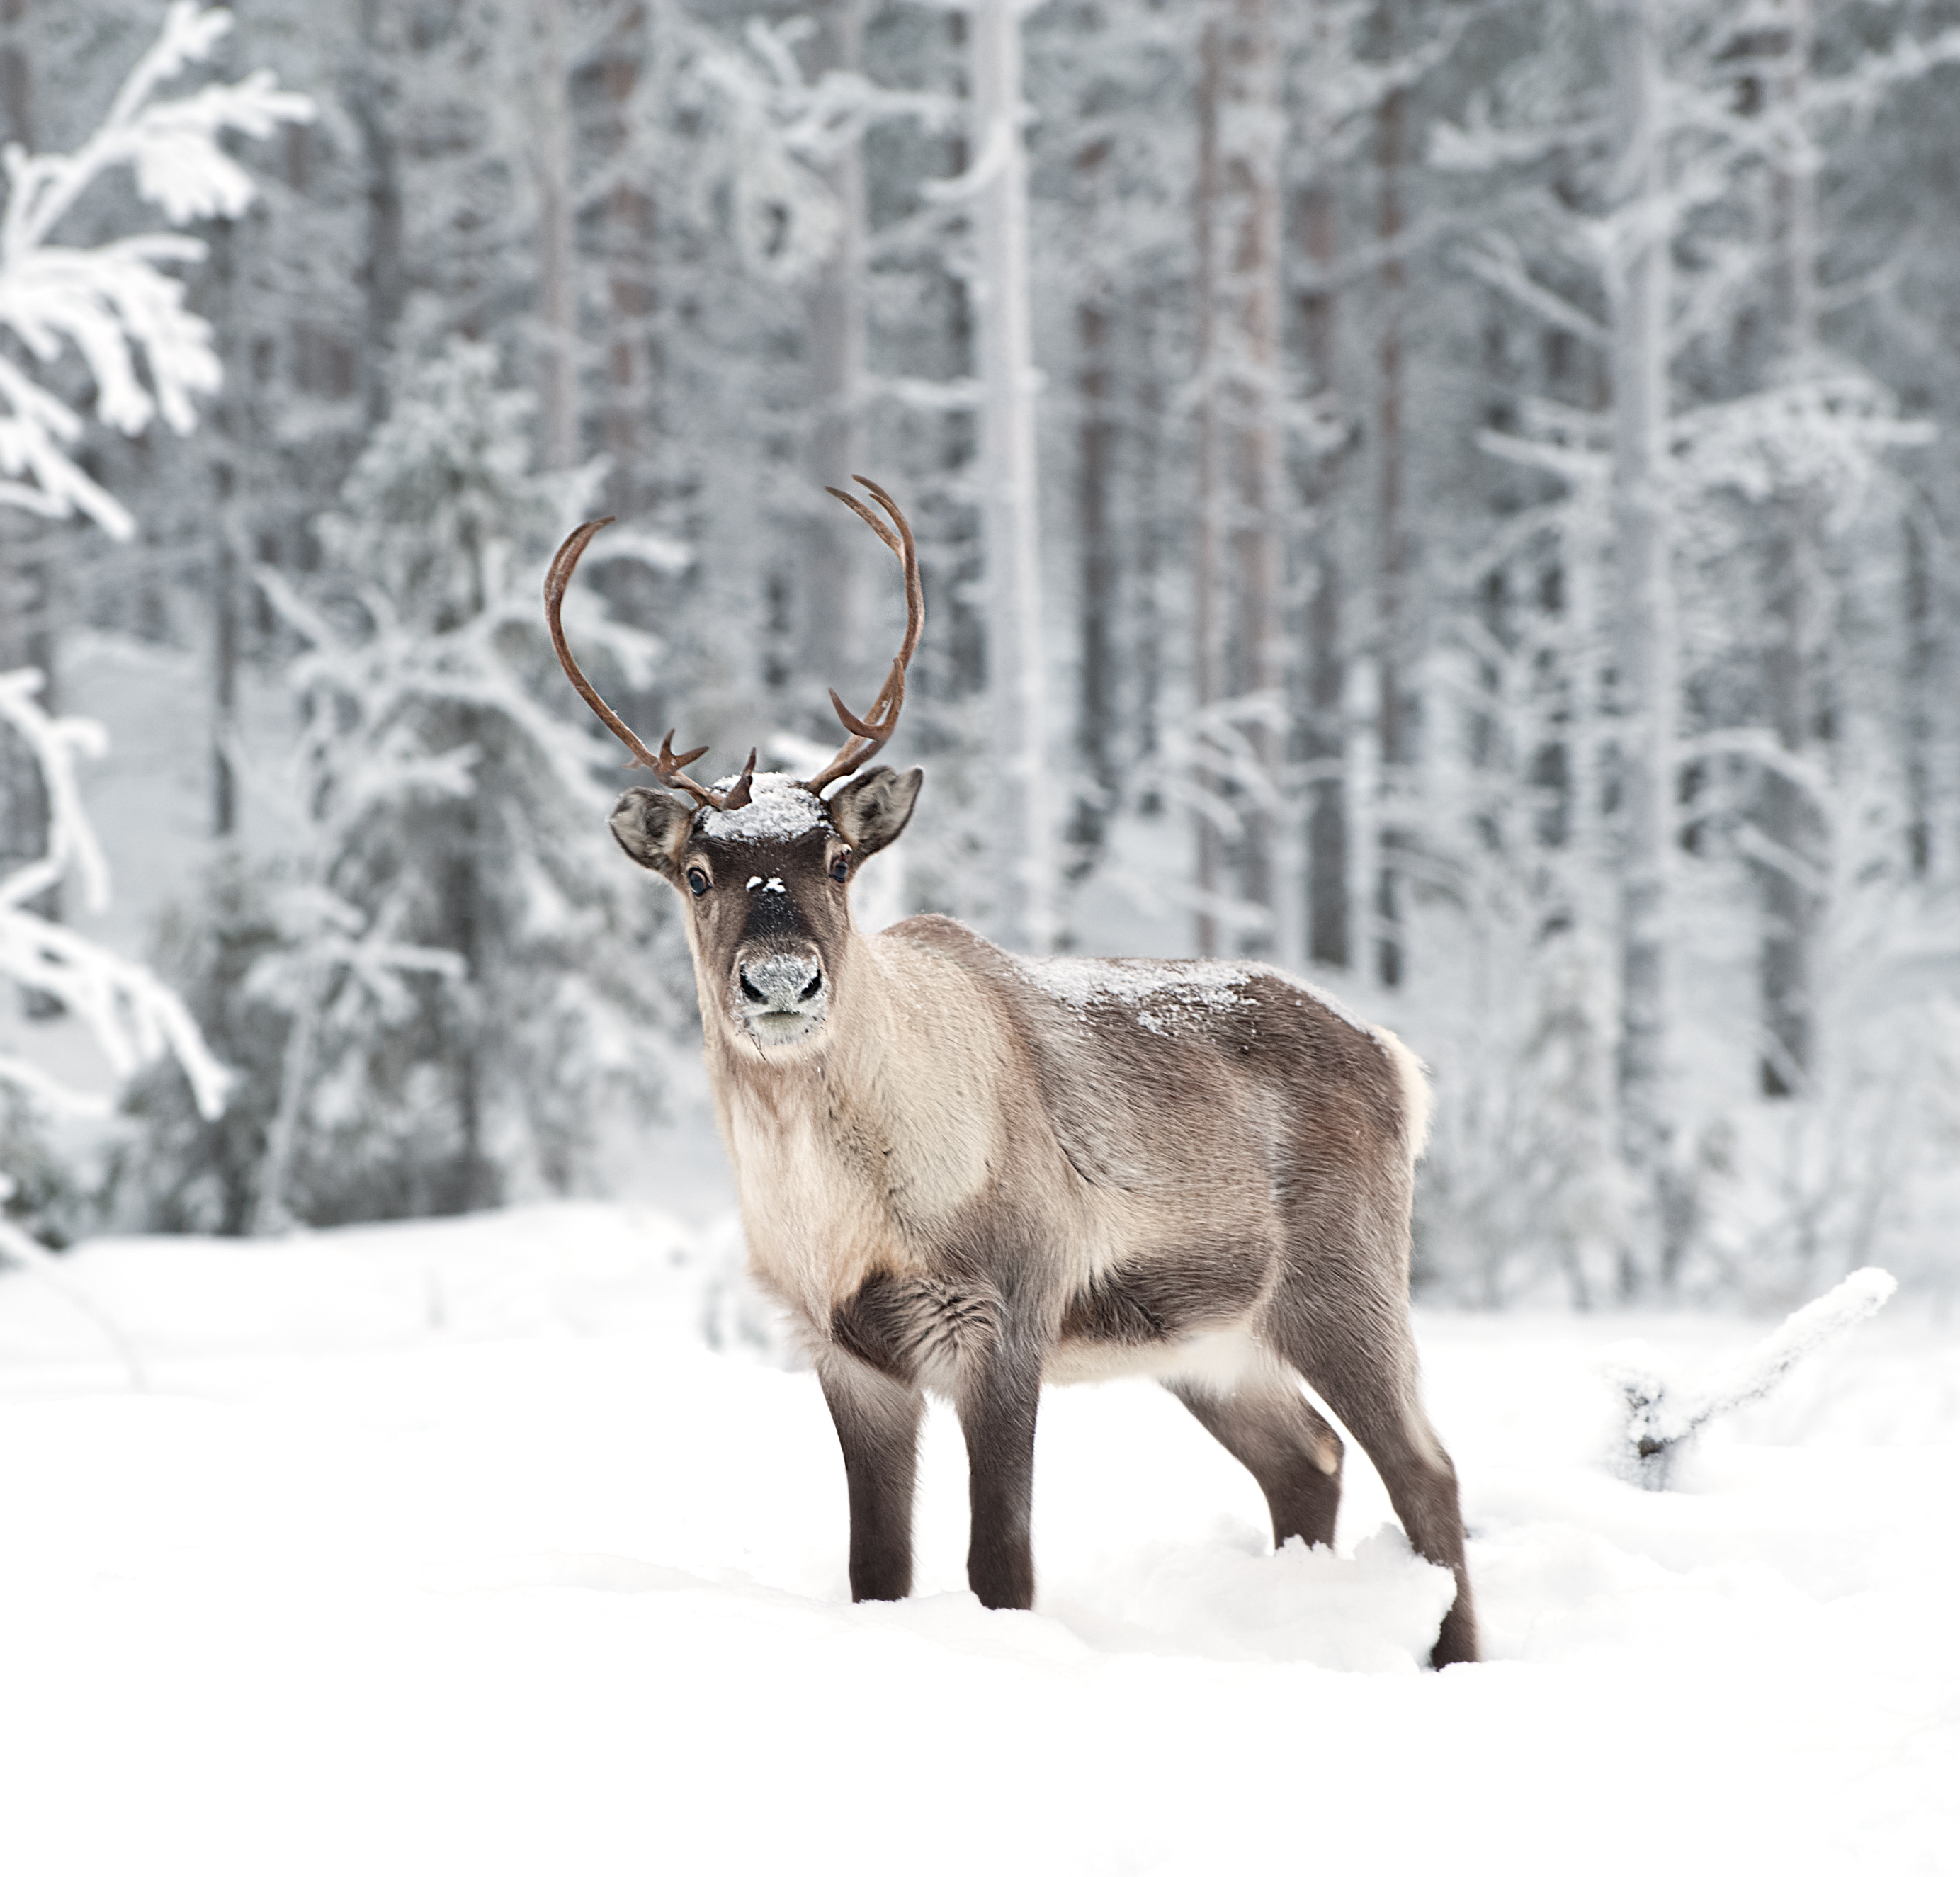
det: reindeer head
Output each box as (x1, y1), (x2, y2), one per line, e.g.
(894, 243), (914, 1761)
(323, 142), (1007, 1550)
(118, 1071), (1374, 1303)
(545, 477), (925, 1055)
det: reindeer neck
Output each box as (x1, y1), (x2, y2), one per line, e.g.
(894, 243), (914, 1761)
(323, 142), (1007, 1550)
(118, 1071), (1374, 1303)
(701, 920), (1009, 1212)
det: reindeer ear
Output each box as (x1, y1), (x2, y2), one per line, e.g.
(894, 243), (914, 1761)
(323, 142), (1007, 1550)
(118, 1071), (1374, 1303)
(610, 787), (693, 876)
(827, 766), (922, 858)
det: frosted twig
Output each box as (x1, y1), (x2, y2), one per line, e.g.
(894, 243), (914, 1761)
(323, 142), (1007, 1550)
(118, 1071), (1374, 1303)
(1602, 1269), (1898, 1490)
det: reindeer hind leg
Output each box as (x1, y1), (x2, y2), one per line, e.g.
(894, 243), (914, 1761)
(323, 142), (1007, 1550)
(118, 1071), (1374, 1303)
(1264, 1271), (1480, 1667)
(1165, 1377), (1344, 1550)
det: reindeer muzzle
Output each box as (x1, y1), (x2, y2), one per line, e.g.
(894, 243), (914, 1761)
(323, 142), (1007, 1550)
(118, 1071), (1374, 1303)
(735, 950), (828, 1044)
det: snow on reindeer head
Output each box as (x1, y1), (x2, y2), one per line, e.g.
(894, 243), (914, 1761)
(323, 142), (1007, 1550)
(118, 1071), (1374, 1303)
(543, 477), (924, 1055)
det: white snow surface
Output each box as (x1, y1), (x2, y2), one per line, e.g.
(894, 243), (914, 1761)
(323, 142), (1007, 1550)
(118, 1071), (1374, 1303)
(1, 1204), (1955, 1876)
(696, 771), (830, 842)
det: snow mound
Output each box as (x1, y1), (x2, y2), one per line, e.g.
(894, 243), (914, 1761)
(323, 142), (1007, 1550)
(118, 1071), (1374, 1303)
(697, 772), (830, 842)
(1048, 1527), (1458, 1674)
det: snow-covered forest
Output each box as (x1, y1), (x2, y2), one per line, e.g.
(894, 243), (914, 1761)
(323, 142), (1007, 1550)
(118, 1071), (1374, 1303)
(5, 8), (1960, 1869)
(5, 0), (1960, 1297)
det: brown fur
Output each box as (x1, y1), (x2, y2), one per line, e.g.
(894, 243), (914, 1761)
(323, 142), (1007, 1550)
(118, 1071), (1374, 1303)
(608, 768), (1480, 1666)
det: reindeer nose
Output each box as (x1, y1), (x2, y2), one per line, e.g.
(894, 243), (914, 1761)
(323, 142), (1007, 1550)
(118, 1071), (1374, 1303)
(739, 955), (825, 1009)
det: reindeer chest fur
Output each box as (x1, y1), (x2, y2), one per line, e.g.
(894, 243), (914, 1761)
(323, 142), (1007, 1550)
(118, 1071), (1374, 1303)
(714, 945), (1024, 1331)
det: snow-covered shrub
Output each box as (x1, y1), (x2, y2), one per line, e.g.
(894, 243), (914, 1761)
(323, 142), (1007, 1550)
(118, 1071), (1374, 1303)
(109, 858), (288, 1236)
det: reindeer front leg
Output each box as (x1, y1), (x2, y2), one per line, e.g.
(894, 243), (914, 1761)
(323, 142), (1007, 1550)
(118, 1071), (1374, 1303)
(817, 1356), (924, 1602)
(956, 1338), (1042, 1610)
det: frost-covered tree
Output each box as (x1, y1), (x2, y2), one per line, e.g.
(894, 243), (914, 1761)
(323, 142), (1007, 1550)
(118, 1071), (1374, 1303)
(135, 341), (683, 1231)
(261, 339), (687, 1227)
(25, 0), (1960, 1304)
(0, 4), (303, 1245)
(1404, 0), (1960, 1297)
(0, 665), (226, 1247)
(970, 0), (1052, 952)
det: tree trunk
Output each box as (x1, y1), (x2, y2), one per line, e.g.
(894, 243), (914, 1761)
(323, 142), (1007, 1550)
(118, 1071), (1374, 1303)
(1373, 78), (1407, 986)
(1609, 0), (1678, 1288)
(1194, 21), (1224, 958)
(1298, 4), (1346, 969)
(210, 217), (240, 841)
(0, 0), (29, 151)
(1131, 287), (1167, 788)
(1345, 653), (1382, 987)
(1903, 514), (1934, 882)
(533, 0), (579, 474)
(1194, 0), (1283, 960)
(1074, 292), (1117, 865)
(354, 0), (404, 427)
(0, 0), (36, 717)
(603, 13), (655, 518)
(806, 0), (868, 715)
(1759, 0), (1818, 1097)
(254, 966), (324, 1237)
(1072, 136), (1118, 873)
(970, 0), (1051, 953)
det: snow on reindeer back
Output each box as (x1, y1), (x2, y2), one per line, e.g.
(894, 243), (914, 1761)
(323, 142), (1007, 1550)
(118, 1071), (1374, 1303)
(1262, 965), (1376, 1037)
(1019, 955), (1256, 1040)
(1021, 955), (1378, 1042)
(696, 773), (832, 842)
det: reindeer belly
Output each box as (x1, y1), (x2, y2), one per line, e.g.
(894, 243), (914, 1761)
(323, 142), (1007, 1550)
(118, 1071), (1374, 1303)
(1046, 1235), (1279, 1389)
(1042, 1323), (1272, 1390)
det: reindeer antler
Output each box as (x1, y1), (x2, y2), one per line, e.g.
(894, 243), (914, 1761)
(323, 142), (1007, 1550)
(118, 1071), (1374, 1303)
(544, 516), (756, 811)
(545, 479), (920, 816)
(803, 475), (925, 797)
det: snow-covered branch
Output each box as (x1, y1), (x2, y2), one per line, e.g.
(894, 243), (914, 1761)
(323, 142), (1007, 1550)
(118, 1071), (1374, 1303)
(0, 669), (229, 1122)
(1456, 238), (1609, 348)
(0, 2), (311, 539)
(1602, 1269), (1898, 1489)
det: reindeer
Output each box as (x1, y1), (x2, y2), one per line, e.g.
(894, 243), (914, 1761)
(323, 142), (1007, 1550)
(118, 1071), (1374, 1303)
(546, 478), (1480, 1667)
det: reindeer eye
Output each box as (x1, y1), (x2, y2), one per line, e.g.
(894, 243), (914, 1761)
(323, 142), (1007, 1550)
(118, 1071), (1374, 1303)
(686, 868), (710, 897)
(829, 856), (850, 882)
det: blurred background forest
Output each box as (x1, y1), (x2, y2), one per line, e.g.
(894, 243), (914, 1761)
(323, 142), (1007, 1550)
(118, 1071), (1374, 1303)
(3, 0), (1959, 1310)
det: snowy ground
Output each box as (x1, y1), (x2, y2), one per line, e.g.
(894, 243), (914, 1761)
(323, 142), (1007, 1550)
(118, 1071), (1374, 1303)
(1, 1203), (1956, 1876)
